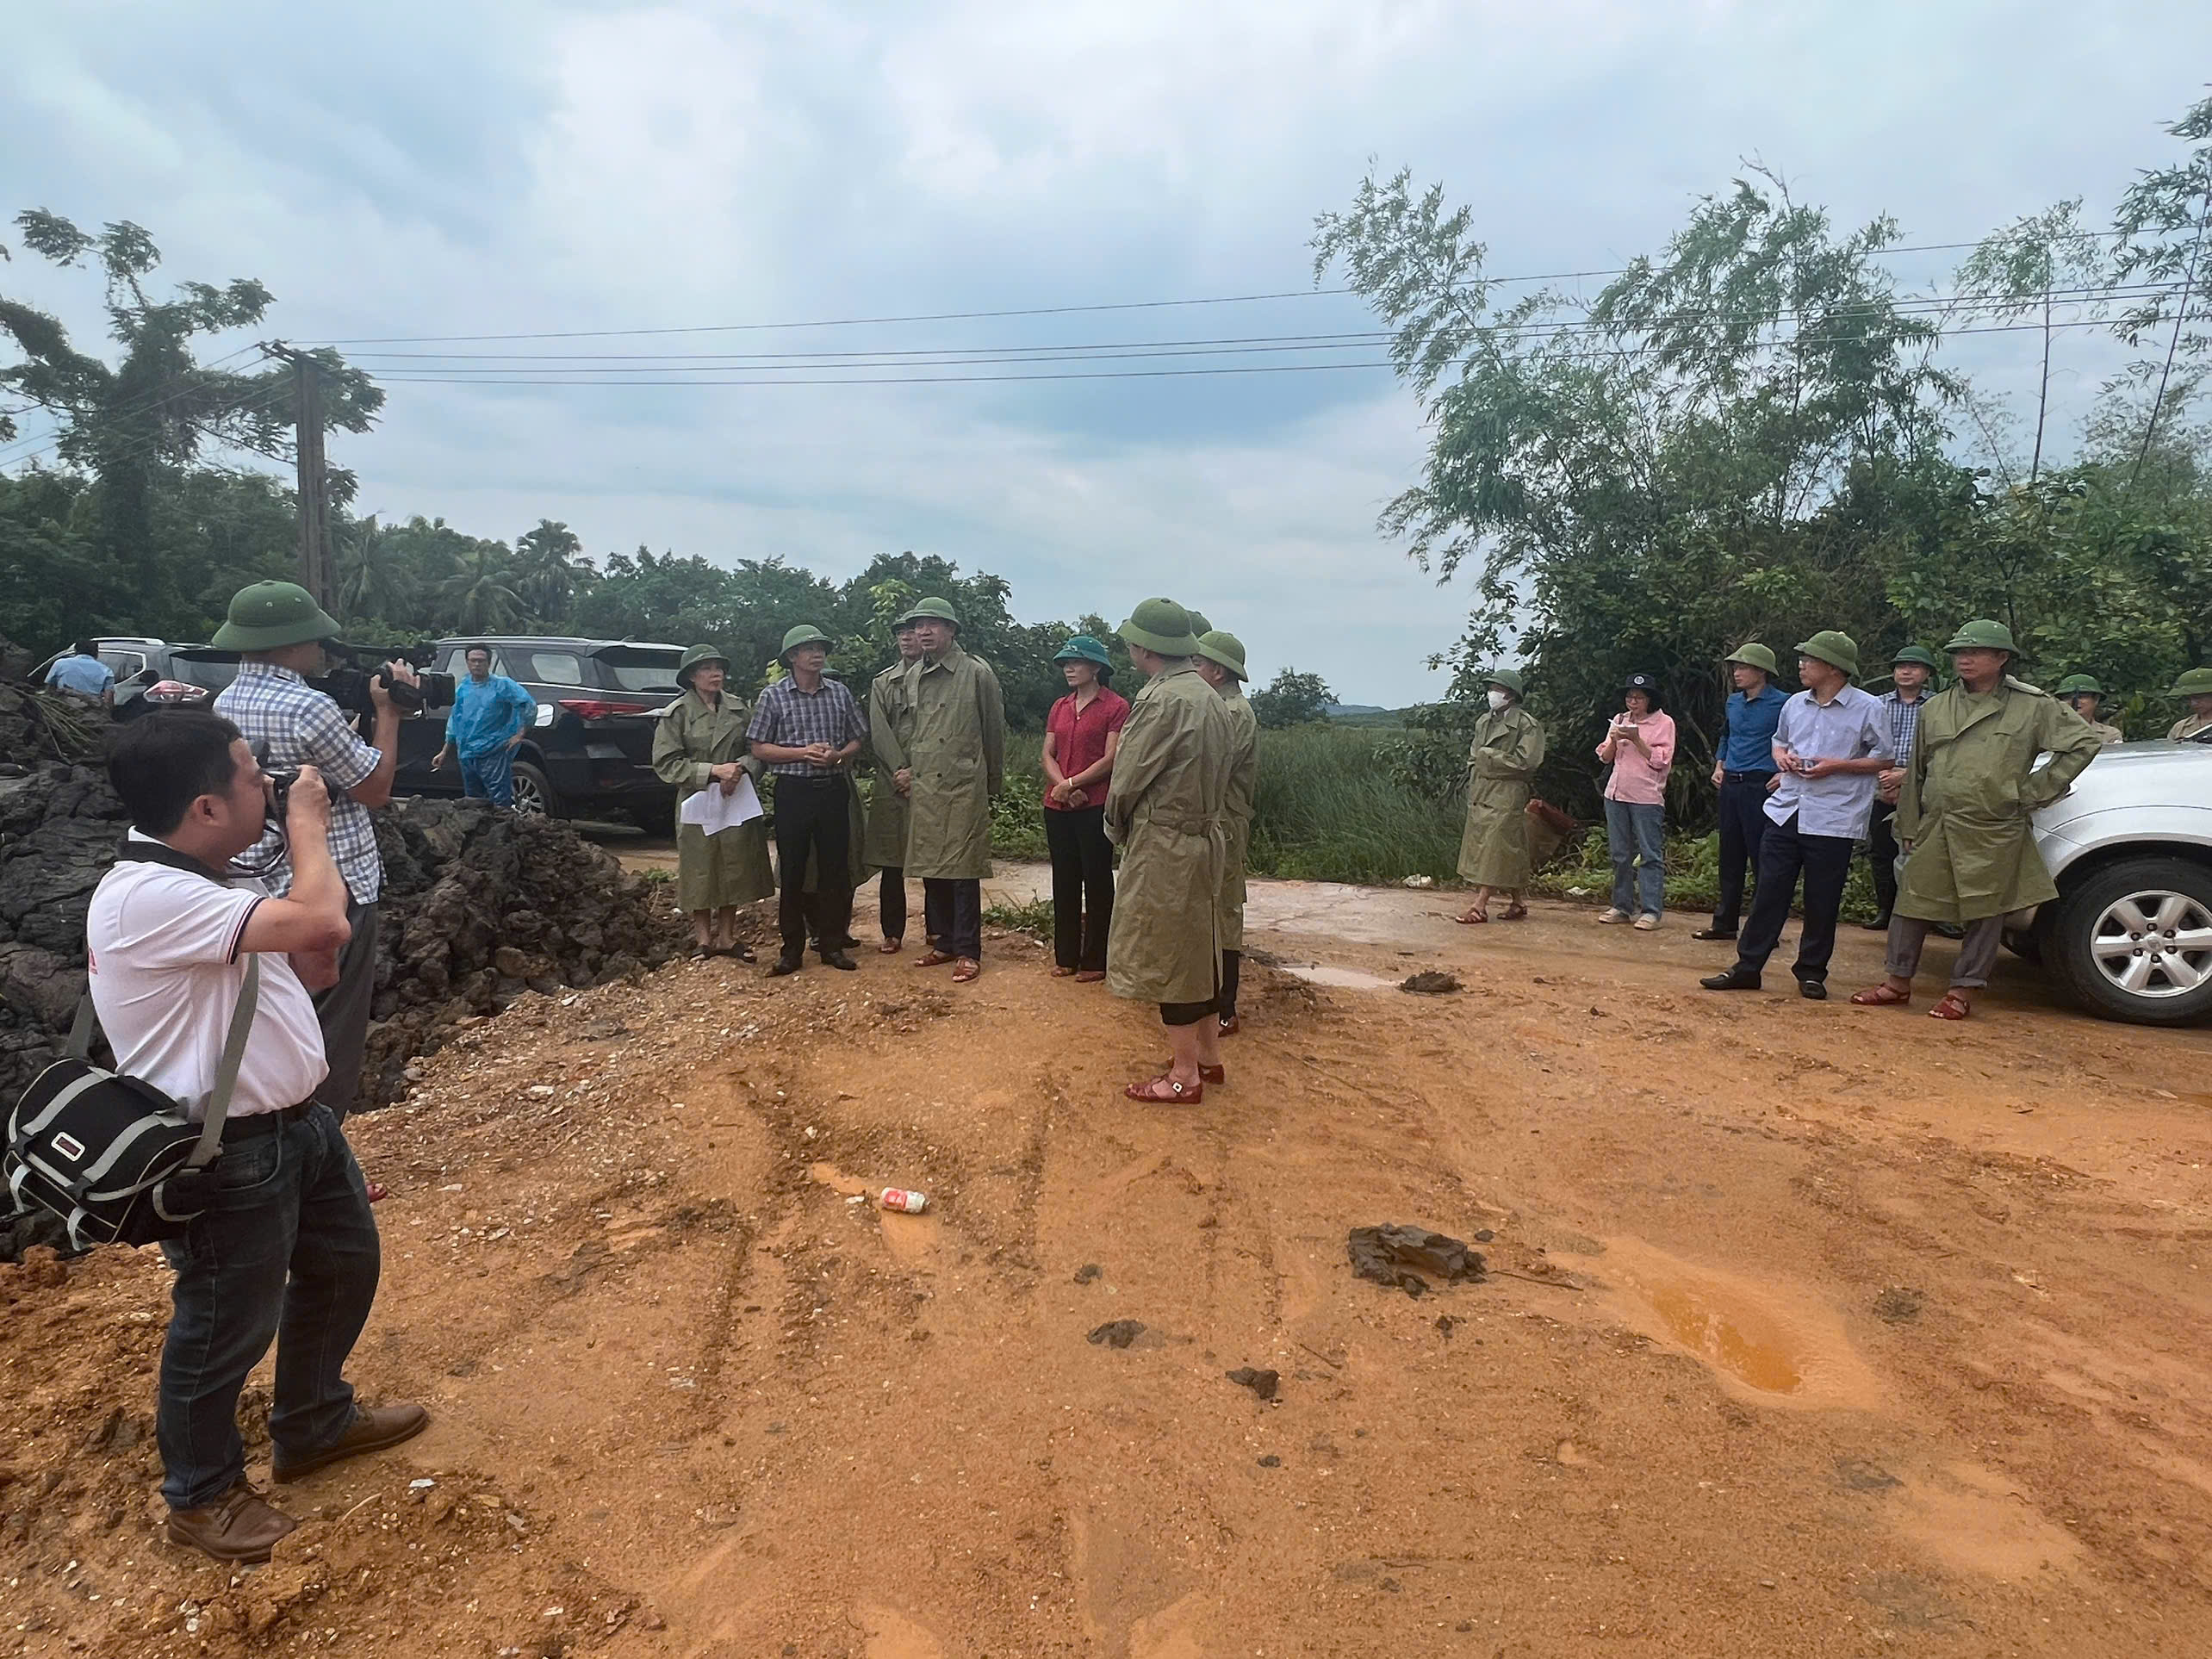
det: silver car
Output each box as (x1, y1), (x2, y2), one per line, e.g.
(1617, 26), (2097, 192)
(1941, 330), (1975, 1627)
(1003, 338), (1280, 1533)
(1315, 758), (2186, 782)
(2025, 739), (2212, 1025)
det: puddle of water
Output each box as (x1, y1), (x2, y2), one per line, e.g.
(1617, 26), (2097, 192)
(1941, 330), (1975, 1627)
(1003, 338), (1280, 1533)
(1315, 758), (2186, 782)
(1558, 1235), (1884, 1411)
(1279, 962), (1398, 991)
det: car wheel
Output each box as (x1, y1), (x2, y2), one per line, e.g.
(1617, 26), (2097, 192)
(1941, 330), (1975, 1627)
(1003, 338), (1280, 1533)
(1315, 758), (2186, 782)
(2046, 856), (2212, 1026)
(510, 760), (562, 819)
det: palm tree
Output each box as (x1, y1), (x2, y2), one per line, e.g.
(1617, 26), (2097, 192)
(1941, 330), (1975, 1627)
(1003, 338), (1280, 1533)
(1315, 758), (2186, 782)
(513, 518), (584, 626)
(333, 514), (410, 627)
(438, 540), (524, 634)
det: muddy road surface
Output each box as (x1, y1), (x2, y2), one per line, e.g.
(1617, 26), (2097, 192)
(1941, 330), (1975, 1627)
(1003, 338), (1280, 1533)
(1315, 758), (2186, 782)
(3, 872), (2209, 1657)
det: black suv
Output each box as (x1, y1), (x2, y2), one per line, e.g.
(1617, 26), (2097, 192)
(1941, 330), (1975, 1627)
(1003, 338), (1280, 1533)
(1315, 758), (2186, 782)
(30, 637), (241, 718)
(393, 637), (687, 823)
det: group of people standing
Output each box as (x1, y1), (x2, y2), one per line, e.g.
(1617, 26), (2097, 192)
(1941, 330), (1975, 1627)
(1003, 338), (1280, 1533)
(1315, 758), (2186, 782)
(649, 594), (1260, 1098)
(1452, 620), (2203, 1017)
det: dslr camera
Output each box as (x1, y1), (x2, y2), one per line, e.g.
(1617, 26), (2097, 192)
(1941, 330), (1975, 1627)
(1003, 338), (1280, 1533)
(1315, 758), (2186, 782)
(254, 742), (351, 823)
(309, 643), (457, 719)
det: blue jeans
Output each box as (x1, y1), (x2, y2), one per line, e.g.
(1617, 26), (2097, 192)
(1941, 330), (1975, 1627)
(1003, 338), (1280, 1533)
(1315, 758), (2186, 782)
(459, 745), (515, 806)
(1605, 798), (1666, 917)
(156, 1104), (381, 1509)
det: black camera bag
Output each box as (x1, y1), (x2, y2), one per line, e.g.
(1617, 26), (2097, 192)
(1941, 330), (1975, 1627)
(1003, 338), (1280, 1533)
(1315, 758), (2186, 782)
(4, 842), (261, 1252)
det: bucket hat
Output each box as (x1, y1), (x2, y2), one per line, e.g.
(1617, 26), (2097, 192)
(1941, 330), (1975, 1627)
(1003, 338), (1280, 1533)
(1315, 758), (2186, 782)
(1484, 668), (1526, 697)
(1794, 631), (1861, 678)
(779, 624), (832, 662)
(1724, 643), (1779, 676)
(1118, 598), (1202, 657)
(894, 596), (960, 630)
(1891, 645), (1942, 672)
(2171, 667), (2212, 698)
(1053, 634), (1113, 669)
(210, 581), (343, 652)
(2054, 674), (2103, 696)
(677, 645), (730, 687)
(1196, 630), (1248, 681)
(1943, 618), (2018, 654)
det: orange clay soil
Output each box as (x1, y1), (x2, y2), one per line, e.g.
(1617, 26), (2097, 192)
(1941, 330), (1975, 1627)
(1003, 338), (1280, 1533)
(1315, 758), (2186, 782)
(3, 878), (2209, 1659)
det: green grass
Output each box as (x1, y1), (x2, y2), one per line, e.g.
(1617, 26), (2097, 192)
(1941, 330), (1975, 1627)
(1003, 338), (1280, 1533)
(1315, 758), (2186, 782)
(1532, 826), (1882, 923)
(982, 896), (1055, 938)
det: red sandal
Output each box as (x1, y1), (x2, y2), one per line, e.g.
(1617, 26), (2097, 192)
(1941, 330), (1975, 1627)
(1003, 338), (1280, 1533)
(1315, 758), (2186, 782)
(1929, 990), (1973, 1020)
(1154, 1061), (1226, 1084)
(1849, 984), (1911, 1007)
(1125, 1073), (1203, 1103)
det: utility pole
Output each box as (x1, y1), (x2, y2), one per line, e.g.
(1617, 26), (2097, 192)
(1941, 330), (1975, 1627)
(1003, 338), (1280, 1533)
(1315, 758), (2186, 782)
(263, 343), (332, 608)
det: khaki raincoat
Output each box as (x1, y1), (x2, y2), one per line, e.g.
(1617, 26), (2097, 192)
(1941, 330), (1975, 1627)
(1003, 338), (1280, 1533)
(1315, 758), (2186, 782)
(1216, 689), (1259, 951)
(864, 660), (916, 868)
(1457, 705), (1546, 889)
(1105, 663), (1233, 1005)
(652, 689), (774, 911)
(2170, 712), (2212, 743)
(1896, 678), (2103, 924)
(898, 643), (1006, 881)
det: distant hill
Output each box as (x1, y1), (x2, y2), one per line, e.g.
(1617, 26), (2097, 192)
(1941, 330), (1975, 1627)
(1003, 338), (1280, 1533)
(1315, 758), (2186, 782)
(1323, 702), (1387, 717)
(1327, 704), (1416, 729)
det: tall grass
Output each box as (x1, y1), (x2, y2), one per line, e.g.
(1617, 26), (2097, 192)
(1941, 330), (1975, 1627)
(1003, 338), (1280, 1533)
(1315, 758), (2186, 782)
(991, 726), (1462, 885)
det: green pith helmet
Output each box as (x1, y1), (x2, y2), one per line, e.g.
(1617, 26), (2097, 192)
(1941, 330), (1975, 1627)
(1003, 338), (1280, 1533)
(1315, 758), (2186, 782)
(1196, 630), (1248, 681)
(1184, 610), (1214, 637)
(1724, 643), (1779, 676)
(1943, 618), (2018, 654)
(1118, 597), (1202, 657)
(1053, 635), (1114, 673)
(2055, 674), (2103, 697)
(2172, 667), (2212, 698)
(779, 624), (832, 662)
(894, 596), (960, 630)
(1485, 667), (1526, 697)
(1892, 645), (1942, 672)
(1794, 630), (1861, 678)
(209, 581), (342, 652)
(676, 645), (730, 687)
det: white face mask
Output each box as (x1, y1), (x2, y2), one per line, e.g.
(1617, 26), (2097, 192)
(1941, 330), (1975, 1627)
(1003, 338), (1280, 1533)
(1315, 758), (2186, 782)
(1487, 689), (1511, 711)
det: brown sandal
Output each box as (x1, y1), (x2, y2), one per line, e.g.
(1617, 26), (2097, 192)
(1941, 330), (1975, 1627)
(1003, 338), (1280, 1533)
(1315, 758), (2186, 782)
(1051, 966), (1078, 978)
(914, 950), (959, 968)
(1849, 983), (1911, 1007)
(878, 937), (903, 954)
(1074, 970), (1106, 983)
(1929, 990), (1973, 1020)
(1455, 907), (1489, 925)
(1499, 903), (1529, 921)
(1125, 1074), (1203, 1103)
(952, 958), (981, 983)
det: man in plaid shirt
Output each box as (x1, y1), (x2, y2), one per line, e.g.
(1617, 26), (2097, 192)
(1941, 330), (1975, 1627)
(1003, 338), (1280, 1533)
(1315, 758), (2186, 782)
(749, 624), (869, 974)
(213, 583), (419, 1168)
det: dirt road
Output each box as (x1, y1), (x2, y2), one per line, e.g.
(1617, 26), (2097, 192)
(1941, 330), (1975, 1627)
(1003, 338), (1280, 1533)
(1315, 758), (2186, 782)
(5, 871), (2209, 1656)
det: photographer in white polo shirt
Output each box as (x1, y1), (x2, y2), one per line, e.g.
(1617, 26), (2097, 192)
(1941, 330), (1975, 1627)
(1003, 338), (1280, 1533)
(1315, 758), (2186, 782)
(89, 710), (427, 1564)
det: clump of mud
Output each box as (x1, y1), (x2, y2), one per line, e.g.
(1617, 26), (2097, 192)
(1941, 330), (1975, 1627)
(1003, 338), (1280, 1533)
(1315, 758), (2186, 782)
(1400, 970), (1462, 995)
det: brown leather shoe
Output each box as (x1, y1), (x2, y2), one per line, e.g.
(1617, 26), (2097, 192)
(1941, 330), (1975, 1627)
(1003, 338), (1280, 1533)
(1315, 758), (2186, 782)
(272, 1401), (430, 1483)
(165, 1482), (297, 1563)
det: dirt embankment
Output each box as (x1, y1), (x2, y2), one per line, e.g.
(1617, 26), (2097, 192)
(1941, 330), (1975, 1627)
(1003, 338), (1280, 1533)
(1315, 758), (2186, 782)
(3, 883), (2209, 1658)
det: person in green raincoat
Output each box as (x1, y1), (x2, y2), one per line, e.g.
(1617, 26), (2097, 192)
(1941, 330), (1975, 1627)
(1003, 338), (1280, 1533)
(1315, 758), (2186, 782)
(1454, 668), (1546, 925)
(651, 646), (773, 959)
(1851, 620), (2102, 1019)
(862, 617), (926, 951)
(2168, 667), (2212, 743)
(1106, 599), (1234, 1104)
(1194, 629), (1258, 1035)
(897, 597), (1006, 982)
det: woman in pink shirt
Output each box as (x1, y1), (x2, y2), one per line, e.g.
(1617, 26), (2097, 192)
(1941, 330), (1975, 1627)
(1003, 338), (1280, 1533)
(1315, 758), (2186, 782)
(1594, 673), (1676, 930)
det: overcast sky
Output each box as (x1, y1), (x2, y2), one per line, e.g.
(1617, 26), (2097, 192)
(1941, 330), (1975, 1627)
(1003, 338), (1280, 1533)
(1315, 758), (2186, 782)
(5, 3), (2209, 705)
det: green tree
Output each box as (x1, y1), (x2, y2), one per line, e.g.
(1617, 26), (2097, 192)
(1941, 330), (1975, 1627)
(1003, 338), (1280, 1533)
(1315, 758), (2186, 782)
(0, 210), (379, 626)
(437, 539), (523, 634)
(513, 518), (588, 626)
(1249, 667), (1334, 729)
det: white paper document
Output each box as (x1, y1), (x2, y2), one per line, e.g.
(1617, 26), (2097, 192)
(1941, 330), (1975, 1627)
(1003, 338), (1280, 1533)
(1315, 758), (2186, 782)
(680, 774), (764, 835)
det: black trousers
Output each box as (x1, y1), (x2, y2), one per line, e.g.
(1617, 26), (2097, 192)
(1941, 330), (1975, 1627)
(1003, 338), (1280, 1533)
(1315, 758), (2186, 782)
(1735, 812), (1856, 984)
(879, 867), (906, 941)
(774, 775), (854, 960)
(314, 899), (378, 1122)
(923, 877), (983, 960)
(1218, 951), (1241, 1021)
(1865, 800), (1899, 919)
(1043, 806), (1113, 971)
(1712, 774), (1775, 931)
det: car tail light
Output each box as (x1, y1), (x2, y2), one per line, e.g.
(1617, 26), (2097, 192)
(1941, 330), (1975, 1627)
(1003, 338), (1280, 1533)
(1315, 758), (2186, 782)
(143, 680), (209, 705)
(558, 699), (631, 721)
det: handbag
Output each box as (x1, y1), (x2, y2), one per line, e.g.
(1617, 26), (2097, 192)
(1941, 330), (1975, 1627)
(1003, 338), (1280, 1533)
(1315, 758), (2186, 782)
(4, 843), (262, 1252)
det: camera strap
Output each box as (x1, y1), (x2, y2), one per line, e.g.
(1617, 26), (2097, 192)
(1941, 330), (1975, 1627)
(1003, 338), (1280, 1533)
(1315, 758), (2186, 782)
(68, 839), (267, 1165)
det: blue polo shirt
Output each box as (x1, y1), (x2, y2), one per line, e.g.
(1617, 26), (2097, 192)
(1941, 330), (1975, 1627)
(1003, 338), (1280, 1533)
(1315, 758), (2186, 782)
(1718, 684), (1788, 774)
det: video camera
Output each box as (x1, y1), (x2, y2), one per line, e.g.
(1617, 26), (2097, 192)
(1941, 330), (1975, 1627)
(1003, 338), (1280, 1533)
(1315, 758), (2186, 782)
(309, 642), (457, 720)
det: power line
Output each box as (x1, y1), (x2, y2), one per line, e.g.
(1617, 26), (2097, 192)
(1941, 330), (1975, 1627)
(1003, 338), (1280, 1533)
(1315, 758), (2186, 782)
(297, 232), (2152, 348)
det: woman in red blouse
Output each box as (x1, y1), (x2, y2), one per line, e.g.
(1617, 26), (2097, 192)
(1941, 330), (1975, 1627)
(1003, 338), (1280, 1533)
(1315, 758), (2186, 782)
(1041, 637), (1130, 980)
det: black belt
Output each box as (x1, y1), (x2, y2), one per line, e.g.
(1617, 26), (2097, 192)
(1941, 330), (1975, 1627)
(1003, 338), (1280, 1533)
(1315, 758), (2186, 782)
(772, 772), (846, 786)
(1722, 770), (1778, 783)
(221, 1102), (314, 1142)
